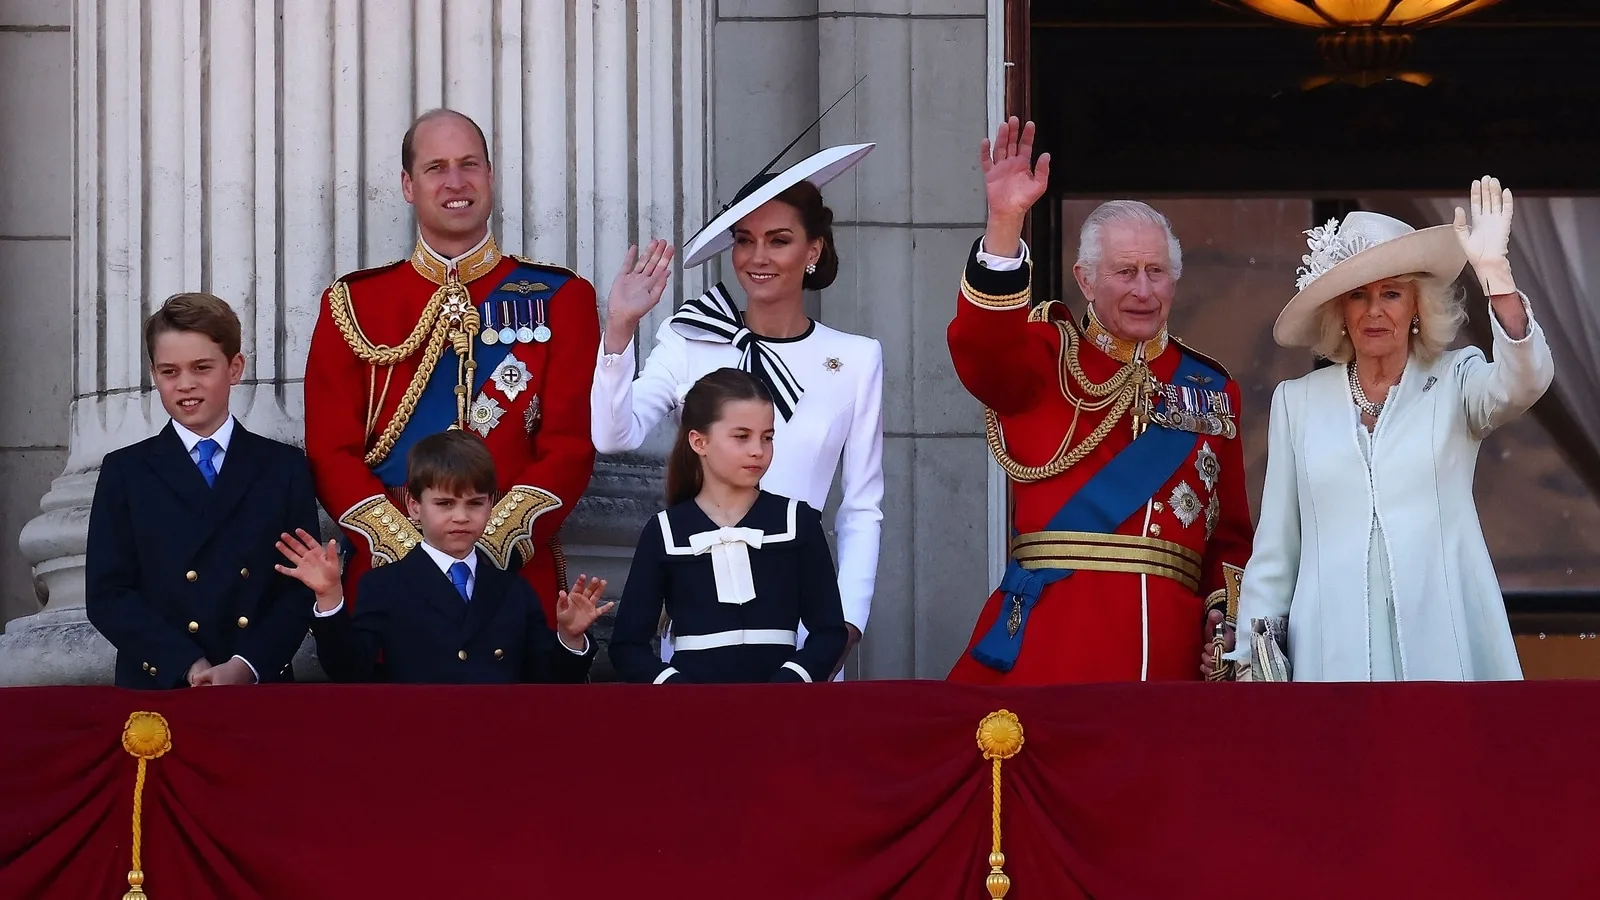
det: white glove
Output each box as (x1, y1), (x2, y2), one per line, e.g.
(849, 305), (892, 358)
(1452, 175), (1517, 297)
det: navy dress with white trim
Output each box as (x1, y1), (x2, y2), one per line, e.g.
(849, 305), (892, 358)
(610, 491), (847, 684)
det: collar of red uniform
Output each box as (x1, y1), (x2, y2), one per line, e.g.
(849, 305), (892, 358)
(1081, 304), (1169, 364)
(410, 232), (502, 285)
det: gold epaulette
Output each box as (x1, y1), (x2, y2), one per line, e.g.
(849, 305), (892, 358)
(476, 485), (564, 569)
(1027, 299), (1071, 324)
(338, 495), (421, 567)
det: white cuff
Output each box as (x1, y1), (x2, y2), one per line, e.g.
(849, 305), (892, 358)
(230, 655), (260, 683)
(652, 666), (679, 684)
(975, 240), (1030, 272)
(312, 598), (345, 617)
(598, 338), (636, 369)
(781, 661), (813, 683)
(558, 633), (590, 655)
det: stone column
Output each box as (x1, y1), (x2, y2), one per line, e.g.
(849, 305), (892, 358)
(4, 0), (711, 686)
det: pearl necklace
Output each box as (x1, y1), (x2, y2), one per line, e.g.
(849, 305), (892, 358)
(1347, 361), (1390, 418)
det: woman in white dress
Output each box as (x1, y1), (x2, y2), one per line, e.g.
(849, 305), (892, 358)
(1224, 177), (1554, 682)
(593, 144), (884, 678)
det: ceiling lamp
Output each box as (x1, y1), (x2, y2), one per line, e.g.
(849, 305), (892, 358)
(1216, 1), (1504, 88)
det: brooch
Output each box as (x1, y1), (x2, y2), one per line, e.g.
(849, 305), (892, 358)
(823, 357), (843, 373)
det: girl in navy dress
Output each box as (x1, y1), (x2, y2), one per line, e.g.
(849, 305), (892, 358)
(609, 368), (847, 683)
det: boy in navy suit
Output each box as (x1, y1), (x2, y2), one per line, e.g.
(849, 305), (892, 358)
(277, 431), (609, 683)
(86, 293), (318, 688)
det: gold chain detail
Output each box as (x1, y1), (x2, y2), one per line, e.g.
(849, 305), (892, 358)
(364, 321), (451, 467)
(327, 279), (443, 365)
(985, 322), (1147, 483)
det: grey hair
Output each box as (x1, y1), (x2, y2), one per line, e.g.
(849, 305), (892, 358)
(1075, 200), (1184, 281)
(1311, 274), (1467, 364)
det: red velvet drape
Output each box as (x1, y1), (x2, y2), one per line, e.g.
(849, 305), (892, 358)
(1, 682), (1595, 899)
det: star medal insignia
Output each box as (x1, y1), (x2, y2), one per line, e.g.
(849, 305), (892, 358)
(1168, 481), (1202, 528)
(491, 353), (532, 401)
(524, 394), (542, 435)
(1195, 441), (1220, 492)
(824, 357), (843, 372)
(468, 394), (506, 437)
(1205, 491), (1220, 541)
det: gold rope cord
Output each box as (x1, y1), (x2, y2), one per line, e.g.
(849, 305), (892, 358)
(119, 711), (172, 900)
(327, 280), (442, 365)
(363, 322), (451, 467)
(976, 710), (1025, 899)
(985, 321), (1148, 483)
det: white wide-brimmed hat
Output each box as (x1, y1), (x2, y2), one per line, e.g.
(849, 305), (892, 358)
(1273, 210), (1466, 348)
(681, 143), (875, 269)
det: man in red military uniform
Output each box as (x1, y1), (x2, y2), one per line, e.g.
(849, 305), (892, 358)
(304, 109), (598, 622)
(947, 118), (1253, 685)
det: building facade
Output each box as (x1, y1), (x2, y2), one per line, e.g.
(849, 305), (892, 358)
(0, 0), (1008, 683)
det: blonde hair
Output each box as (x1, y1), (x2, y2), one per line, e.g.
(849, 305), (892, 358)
(1310, 274), (1466, 364)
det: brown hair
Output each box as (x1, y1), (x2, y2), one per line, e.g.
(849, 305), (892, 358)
(406, 430), (498, 500)
(771, 180), (840, 291)
(665, 368), (773, 506)
(401, 108), (492, 175)
(143, 292), (243, 364)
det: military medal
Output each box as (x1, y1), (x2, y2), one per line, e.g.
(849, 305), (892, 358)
(468, 394), (505, 437)
(530, 297), (550, 343)
(1195, 441), (1220, 492)
(481, 302), (500, 345)
(524, 394), (542, 435)
(1168, 481), (1202, 528)
(497, 300), (516, 345)
(491, 353), (531, 401)
(1205, 492), (1221, 541)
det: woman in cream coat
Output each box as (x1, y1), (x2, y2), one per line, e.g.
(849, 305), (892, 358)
(1225, 177), (1554, 681)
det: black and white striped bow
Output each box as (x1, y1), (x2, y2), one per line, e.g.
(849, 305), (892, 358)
(669, 283), (805, 420)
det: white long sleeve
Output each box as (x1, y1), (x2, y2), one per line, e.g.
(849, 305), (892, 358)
(591, 317), (691, 454)
(833, 341), (885, 633)
(1224, 381), (1300, 665)
(1458, 294), (1554, 440)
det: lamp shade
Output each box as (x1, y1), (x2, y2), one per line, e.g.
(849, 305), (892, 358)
(1236, 0), (1500, 28)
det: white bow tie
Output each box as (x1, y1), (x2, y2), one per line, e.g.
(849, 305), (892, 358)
(688, 526), (765, 605)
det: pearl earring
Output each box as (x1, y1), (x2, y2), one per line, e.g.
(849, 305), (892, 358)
(1340, 326), (1348, 335)
(1410, 317), (1420, 335)
(805, 263), (817, 275)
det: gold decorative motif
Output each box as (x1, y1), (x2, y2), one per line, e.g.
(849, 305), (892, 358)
(410, 235), (503, 286)
(499, 280), (551, 295)
(1011, 529), (1202, 592)
(475, 484), (564, 569)
(1082, 304), (1168, 364)
(976, 710), (1024, 899)
(960, 271), (1031, 310)
(1205, 562), (1247, 682)
(121, 711), (172, 899)
(1205, 491), (1221, 541)
(339, 496), (422, 567)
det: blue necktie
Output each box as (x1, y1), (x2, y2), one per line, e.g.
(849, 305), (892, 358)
(448, 561), (471, 602)
(195, 439), (219, 488)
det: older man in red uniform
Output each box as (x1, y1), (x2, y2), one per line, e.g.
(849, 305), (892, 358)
(304, 109), (598, 622)
(947, 119), (1253, 685)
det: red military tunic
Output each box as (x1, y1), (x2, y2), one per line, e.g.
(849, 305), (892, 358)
(304, 234), (599, 623)
(946, 239), (1253, 685)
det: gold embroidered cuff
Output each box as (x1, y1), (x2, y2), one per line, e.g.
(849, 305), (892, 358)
(339, 496), (421, 567)
(960, 274), (1031, 310)
(476, 484), (564, 569)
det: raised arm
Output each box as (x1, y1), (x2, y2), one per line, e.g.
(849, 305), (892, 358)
(592, 240), (682, 453)
(947, 118), (1058, 415)
(1450, 176), (1555, 437)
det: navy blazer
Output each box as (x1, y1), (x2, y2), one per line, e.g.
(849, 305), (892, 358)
(86, 421), (318, 689)
(312, 546), (594, 684)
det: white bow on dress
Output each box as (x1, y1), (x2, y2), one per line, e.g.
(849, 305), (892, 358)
(687, 526), (765, 605)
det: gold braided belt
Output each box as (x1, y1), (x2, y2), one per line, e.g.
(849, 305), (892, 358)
(1010, 530), (1202, 593)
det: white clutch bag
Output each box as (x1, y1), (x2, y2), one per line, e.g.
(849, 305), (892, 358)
(1248, 616), (1292, 682)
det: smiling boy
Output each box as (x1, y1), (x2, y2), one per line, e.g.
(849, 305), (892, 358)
(85, 293), (318, 688)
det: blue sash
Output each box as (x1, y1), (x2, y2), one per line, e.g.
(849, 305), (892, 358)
(371, 265), (569, 487)
(970, 350), (1224, 672)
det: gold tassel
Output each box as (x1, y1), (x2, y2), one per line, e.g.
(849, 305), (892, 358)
(976, 710), (1025, 899)
(119, 711), (172, 899)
